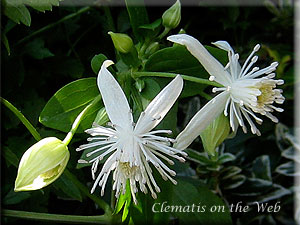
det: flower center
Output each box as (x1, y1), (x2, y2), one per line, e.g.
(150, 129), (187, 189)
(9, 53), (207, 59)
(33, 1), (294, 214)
(257, 82), (274, 106)
(119, 162), (138, 178)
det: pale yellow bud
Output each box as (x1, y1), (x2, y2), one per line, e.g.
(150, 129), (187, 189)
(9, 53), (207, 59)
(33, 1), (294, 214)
(14, 137), (69, 192)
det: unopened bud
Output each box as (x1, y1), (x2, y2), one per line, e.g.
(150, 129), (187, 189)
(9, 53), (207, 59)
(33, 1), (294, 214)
(108, 31), (133, 54)
(162, 0), (181, 29)
(200, 114), (230, 156)
(145, 42), (160, 56)
(14, 137), (69, 192)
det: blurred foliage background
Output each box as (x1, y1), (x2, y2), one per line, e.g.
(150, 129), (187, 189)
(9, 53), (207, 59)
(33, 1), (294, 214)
(1, 0), (295, 224)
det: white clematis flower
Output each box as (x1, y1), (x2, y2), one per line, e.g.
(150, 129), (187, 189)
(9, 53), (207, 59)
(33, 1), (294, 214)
(77, 60), (185, 204)
(168, 34), (285, 150)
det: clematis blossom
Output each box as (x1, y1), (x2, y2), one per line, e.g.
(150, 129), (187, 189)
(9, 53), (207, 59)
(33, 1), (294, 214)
(168, 34), (285, 150)
(77, 60), (186, 204)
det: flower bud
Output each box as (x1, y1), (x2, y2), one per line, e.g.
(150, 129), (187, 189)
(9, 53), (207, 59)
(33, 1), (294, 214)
(145, 42), (160, 56)
(135, 79), (145, 92)
(14, 137), (69, 192)
(108, 31), (133, 54)
(200, 114), (230, 156)
(162, 0), (181, 29)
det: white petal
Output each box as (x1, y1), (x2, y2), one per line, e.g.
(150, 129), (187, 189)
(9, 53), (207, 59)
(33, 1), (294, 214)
(174, 91), (230, 150)
(134, 75), (183, 134)
(167, 34), (231, 86)
(212, 41), (234, 52)
(97, 60), (133, 131)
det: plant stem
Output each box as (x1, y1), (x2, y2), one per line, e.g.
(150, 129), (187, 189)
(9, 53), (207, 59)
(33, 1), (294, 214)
(1, 97), (41, 141)
(130, 71), (222, 87)
(2, 209), (111, 224)
(15, 6), (91, 46)
(157, 27), (171, 40)
(63, 96), (101, 145)
(64, 169), (112, 214)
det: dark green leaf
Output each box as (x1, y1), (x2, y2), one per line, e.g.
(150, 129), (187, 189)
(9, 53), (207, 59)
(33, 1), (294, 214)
(252, 155), (272, 181)
(282, 146), (294, 161)
(185, 149), (212, 166)
(144, 45), (227, 98)
(171, 178), (232, 225)
(53, 173), (82, 201)
(40, 78), (103, 133)
(232, 178), (273, 196)
(222, 175), (246, 190)
(140, 78), (161, 100)
(218, 153), (236, 164)
(247, 184), (291, 204)
(3, 190), (31, 205)
(91, 54), (108, 74)
(139, 18), (161, 30)
(24, 0), (60, 12)
(2, 146), (19, 168)
(220, 166), (242, 180)
(145, 45), (227, 76)
(2, 33), (10, 55)
(276, 161), (298, 176)
(3, 0), (31, 26)
(24, 38), (54, 59)
(125, 0), (149, 41)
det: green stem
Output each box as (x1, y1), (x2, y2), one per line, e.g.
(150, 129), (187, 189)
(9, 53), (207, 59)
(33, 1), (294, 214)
(15, 7), (91, 46)
(157, 27), (171, 40)
(64, 169), (112, 214)
(2, 209), (110, 224)
(130, 71), (222, 87)
(1, 97), (41, 141)
(63, 96), (101, 145)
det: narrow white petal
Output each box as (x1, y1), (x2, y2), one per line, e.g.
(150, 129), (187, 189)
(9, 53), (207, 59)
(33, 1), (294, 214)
(212, 40), (233, 52)
(167, 34), (231, 86)
(134, 75), (183, 134)
(97, 60), (133, 131)
(174, 91), (230, 150)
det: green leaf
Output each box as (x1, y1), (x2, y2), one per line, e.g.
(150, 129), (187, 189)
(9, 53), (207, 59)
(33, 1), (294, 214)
(145, 45), (227, 76)
(3, 0), (31, 26)
(247, 184), (291, 204)
(2, 146), (19, 168)
(3, 190), (31, 205)
(218, 153), (236, 164)
(23, 0), (60, 12)
(91, 54), (108, 74)
(276, 161), (298, 176)
(93, 107), (109, 126)
(125, 0), (149, 41)
(113, 181), (132, 222)
(222, 175), (246, 190)
(1, 33), (10, 55)
(144, 45), (227, 98)
(24, 38), (54, 59)
(140, 78), (161, 100)
(171, 178), (232, 225)
(39, 78), (103, 133)
(232, 178), (273, 196)
(53, 173), (82, 202)
(184, 149), (212, 166)
(220, 166), (242, 180)
(252, 155), (272, 181)
(139, 18), (161, 30)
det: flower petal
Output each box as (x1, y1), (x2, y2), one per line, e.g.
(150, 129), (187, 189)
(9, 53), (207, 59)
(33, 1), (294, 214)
(167, 34), (232, 86)
(212, 41), (233, 52)
(97, 60), (133, 131)
(134, 75), (183, 134)
(174, 91), (230, 150)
